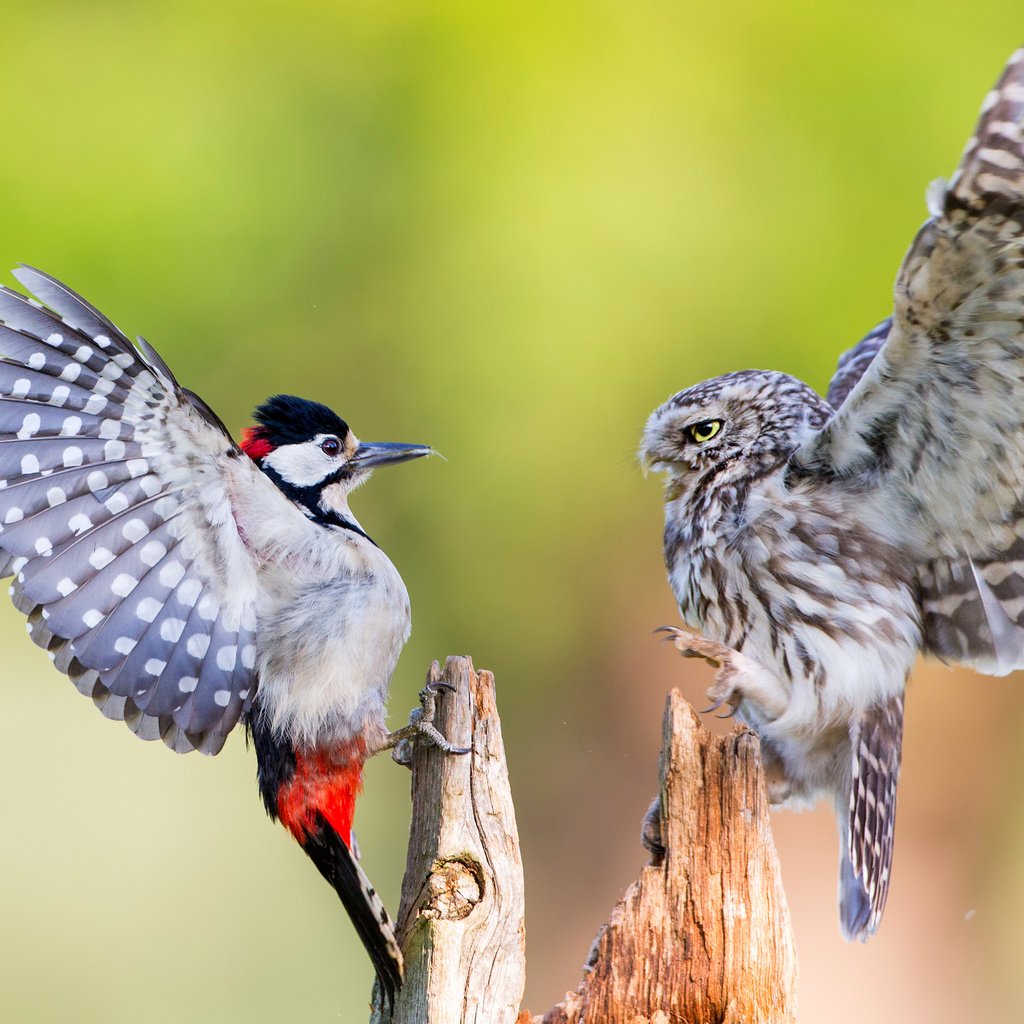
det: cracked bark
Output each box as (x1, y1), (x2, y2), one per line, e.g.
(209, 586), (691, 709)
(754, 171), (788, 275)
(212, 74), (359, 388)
(370, 667), (797, 1024)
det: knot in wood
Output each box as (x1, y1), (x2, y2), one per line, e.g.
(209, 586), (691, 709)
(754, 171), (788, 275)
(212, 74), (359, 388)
(422, 856), (484, 921)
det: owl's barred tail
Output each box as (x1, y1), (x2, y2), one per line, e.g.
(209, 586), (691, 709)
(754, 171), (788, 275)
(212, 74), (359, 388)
(247, 704), (404, 1008)
(838, 842), (873, 942)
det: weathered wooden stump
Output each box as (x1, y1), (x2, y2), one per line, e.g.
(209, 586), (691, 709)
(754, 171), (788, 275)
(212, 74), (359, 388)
(371, 659), (798, 1024)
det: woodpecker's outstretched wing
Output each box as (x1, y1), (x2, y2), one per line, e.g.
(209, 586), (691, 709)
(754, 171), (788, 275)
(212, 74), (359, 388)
(0, 265), (264, 754)
(793, 50), (1024, 673)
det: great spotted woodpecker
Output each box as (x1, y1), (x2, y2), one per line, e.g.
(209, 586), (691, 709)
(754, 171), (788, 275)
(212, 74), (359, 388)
(0, 265), (453, 1005)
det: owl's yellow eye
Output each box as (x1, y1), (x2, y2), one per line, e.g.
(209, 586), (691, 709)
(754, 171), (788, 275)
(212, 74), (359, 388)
(687, 419), (723, 444)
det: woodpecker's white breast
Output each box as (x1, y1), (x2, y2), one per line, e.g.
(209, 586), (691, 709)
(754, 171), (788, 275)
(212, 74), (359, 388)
(256, 532), (410, 749)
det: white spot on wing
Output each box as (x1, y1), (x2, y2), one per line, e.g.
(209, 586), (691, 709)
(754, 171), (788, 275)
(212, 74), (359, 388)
(17, 413), (40, 439)
(111, 573), (138, 597)
(213, 689), (231, 707)
(89, 547), (115, 570)
(68, 512), (93, 535)
(159, 560), (185, 587)
(20, 454), (40, 475)
(186, 634), (210, 658)
(160, 617), (186, 642)
(140, 541), (166, 566)
(63, 446), (84, 467)
(82, 608), (103, 628)
(122, 518), (149, 543)
(136, 597), (161, 622)
(105, 493), (129, 514)
(216, 646), (237, 671)
(178, 676), (198, 693)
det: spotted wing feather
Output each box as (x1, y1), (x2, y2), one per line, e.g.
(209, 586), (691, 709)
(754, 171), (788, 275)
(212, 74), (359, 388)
(0, 266), (262, 754)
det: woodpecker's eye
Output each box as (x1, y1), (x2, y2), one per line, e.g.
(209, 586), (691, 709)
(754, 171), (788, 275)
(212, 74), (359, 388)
(320, 436), (342, 457)
(687, 419), (723, 444)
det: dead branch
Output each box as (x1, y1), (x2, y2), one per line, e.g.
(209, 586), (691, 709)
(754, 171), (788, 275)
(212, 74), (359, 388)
(371, 656), (526, 1024)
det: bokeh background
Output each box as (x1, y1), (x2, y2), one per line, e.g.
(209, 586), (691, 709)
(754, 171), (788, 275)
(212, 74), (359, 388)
(1, 3), (1023, 1021)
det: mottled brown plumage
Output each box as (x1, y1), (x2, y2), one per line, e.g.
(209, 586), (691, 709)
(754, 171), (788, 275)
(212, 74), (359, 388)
(642, 48), (1024, 940)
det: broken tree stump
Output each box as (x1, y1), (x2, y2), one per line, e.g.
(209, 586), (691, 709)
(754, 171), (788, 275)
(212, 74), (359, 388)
(370, 656), (527, 1024)
(539, 691), (798, 1023)
(371, 667), (797, 1024)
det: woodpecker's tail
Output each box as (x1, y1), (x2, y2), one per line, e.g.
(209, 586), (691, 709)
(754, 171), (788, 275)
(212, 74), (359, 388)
(248, 708), (404, 1008)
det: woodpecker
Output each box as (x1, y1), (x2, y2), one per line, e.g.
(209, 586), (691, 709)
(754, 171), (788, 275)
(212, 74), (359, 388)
(0, 265), (452, 1005)
(641, 49), (1024, 940)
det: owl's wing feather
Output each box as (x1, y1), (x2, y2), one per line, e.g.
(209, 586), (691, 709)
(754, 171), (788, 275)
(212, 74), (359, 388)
(0, 266), (293, 753)
(825, 317), (892, 410)
(796, 50), (1024, 672)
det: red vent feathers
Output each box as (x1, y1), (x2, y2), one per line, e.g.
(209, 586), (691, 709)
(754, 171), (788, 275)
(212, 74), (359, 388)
(277, 749), (365, 847)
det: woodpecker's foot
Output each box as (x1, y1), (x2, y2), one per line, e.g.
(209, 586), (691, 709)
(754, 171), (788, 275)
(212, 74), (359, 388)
(374, 679), (472, 767)
(641, 795), (665, 864)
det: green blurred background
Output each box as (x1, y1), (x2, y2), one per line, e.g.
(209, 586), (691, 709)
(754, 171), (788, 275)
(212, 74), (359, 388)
(1, 3), (1023, 1020)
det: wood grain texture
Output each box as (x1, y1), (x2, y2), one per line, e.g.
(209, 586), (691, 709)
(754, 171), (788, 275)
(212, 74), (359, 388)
(371, 656), (526, 1024)
(539, 690), (798, 1024)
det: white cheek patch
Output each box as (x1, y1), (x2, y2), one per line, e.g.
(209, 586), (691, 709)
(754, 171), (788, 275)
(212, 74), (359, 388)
(262, 436), (341, 487)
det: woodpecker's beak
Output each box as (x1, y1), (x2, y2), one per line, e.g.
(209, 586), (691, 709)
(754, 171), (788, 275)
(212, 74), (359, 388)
(350, 441), (432, 469)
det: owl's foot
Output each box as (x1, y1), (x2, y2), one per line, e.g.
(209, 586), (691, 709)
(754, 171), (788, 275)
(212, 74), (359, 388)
(658, 625), (787, 720)
(640, 795), (665, 864)
(372, 678), (472, 766)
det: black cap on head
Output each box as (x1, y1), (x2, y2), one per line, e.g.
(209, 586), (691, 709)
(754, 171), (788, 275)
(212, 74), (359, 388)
(252, 394), (351, 446)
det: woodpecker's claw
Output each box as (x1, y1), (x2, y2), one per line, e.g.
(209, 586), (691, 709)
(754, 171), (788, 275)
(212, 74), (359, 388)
(373, 678), (472, 767)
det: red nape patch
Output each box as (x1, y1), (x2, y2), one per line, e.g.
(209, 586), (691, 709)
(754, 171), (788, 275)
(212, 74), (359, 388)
(240, 426), (274, 461)
(277, 747), (365, 847)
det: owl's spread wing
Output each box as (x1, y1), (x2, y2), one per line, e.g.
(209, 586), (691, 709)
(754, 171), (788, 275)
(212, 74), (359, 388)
(826, 321), (1024, 674)
(824, 317), (892, 410)
(795, 51), (1024, 672)
(0, 265), (276, 754)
